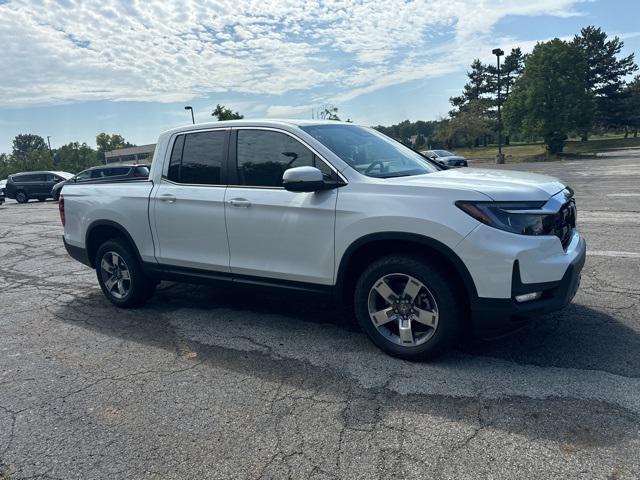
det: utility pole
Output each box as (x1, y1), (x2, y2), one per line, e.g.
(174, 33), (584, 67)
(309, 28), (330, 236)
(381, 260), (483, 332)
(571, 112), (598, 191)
(492, 48), (505, 164)
(46, 136), (55, 164)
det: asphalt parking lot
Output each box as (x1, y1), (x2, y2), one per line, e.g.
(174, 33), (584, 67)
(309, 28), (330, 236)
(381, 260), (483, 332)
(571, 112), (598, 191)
(1, 152), (639, 479)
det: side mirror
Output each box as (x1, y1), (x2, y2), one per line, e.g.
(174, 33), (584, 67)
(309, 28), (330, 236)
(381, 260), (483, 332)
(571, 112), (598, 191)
(283, 166), (326, 192)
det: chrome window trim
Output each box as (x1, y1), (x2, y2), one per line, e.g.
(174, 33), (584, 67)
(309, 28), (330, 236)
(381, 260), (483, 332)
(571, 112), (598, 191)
(160, 178), (225, 188)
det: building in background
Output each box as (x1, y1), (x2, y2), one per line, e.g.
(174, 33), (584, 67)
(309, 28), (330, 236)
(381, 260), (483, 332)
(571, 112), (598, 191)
(104, 144), (156, 165)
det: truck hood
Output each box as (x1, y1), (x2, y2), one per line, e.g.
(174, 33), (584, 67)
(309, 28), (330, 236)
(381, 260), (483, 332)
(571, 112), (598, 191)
(386, 168), (566, 201)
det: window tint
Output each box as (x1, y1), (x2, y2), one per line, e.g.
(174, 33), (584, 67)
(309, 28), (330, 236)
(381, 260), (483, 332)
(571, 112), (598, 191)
(167, 135), (184, 182)
(107, 167), (130, 176)
(181, 131), (224, 184)
(236, 130), (319, 187)
(91, 167), (130, 178)
(19, 174), (46, 182)
(166, 132), (224, 185)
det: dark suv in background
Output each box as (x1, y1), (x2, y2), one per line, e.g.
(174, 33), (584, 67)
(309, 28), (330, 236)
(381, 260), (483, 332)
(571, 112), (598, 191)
(5, 171), (74, 203)
(52, 165), (150, 201)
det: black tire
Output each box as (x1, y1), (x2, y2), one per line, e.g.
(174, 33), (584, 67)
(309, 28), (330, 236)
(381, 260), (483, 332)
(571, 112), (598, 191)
(354, 255), (463, 361)
(15, 191), (28, 204)
(95, 238), (156, 308)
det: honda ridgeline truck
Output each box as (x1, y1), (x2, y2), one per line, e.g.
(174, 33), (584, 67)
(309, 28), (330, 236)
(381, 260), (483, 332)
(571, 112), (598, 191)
(61, 120), (585, 359)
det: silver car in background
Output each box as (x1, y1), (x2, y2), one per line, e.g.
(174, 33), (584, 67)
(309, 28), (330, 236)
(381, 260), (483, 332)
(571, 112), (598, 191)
(423, 150), (468, 167)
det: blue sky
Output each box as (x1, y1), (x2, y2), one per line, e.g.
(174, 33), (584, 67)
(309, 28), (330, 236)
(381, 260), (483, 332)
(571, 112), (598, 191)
(1, 0), (639, 154)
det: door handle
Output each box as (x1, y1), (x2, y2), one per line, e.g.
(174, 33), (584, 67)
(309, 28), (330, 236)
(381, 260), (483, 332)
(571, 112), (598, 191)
(229, 198), (251, 208)
(159, 194), (176, 203)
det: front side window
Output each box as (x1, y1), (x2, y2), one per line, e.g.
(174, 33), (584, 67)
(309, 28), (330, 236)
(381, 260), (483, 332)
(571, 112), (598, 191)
(301, 124), (437, 178)
(166, 131), (224, 185)
(236, 130), (330, 187)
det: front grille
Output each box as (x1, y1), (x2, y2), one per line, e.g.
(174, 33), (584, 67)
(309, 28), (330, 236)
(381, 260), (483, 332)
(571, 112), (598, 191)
(553, 199), (577, 249)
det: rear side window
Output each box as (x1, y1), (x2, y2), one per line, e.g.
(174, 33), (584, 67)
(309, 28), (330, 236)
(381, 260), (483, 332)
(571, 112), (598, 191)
(17, 174), (46, 182)
(92, 167), (130, 178)
(236, 130), (319, 187)
(166, 131), (224, 185)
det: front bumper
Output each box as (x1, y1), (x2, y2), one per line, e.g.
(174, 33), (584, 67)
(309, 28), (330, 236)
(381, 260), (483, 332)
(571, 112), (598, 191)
(469, 235), (586, 337)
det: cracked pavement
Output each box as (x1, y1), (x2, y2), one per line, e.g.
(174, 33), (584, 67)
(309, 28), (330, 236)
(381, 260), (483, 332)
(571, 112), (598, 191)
(1, 152), (640, 479)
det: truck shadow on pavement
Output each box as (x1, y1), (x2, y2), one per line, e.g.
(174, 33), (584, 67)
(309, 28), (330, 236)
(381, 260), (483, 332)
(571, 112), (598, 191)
(48, 281), (640, 450)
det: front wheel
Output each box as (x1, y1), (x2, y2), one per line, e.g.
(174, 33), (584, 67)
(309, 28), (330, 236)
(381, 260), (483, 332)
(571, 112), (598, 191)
(354, 255), (463, 360)
(95, 239), (156, 308)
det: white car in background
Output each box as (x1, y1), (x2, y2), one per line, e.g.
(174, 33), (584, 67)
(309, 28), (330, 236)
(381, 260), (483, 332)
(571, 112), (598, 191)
(60, 120), (585, 360)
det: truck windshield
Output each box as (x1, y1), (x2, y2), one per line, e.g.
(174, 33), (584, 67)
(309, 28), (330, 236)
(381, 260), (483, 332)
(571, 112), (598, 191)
(300, 124), (437, 178)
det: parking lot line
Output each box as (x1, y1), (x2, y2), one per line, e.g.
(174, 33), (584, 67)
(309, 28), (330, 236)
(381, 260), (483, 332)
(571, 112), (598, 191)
(586, 250), (640, 258)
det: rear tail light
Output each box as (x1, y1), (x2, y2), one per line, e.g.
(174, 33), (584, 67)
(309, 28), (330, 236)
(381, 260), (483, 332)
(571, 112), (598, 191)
(59, 196), (65, 226)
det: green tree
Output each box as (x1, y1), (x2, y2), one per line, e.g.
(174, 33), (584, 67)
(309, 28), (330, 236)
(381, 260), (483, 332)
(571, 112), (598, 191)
(12, 134), (48, 159)
(623, 76), (640, 137)
(56, 142), (99, 173)
(211, 104), (244, 121)
(95, 133), (134, 162)
(574, 26), (637, 138)
(19, 149), (53, 172)
(504, 39), (591, 154)
(0, 153), (11, 179)
(450, 59), (497, 146)
(443, 100), (493, 148)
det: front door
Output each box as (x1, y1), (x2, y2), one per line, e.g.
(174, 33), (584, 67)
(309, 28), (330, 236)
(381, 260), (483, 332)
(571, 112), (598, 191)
(225, 128), (338, 286)
(151, 129), (230, 272)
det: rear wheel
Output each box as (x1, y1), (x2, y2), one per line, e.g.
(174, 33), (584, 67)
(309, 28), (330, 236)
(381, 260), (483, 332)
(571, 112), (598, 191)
(15, 191), (28, 203)
(95, 238), (155, 308)
(354, 255), (463, 360)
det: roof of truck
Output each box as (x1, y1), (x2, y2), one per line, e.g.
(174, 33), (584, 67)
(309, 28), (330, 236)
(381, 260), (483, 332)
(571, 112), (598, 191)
(163, 119), (358, 136)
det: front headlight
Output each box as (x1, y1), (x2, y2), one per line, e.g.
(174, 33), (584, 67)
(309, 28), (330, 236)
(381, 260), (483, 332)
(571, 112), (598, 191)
(456, 200), (556, 235)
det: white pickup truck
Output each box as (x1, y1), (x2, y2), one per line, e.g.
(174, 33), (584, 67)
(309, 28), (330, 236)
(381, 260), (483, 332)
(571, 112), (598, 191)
(61, 120), (585, 359)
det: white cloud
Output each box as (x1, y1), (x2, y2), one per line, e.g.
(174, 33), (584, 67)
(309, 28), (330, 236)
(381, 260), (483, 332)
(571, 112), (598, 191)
(0, 0), (584, 109)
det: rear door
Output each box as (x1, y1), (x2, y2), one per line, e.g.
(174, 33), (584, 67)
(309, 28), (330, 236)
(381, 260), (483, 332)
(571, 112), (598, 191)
(44, 174), (59, 196)
(26, 174), (47, 197)
(224, 128), (339, 285)
(151, 128), (230, 272)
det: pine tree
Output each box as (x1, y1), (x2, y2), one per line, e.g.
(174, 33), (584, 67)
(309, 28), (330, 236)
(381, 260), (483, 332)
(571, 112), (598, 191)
(574, 26), (637, 138)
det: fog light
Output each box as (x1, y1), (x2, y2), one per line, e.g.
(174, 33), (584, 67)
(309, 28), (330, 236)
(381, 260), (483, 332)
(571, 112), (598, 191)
(514, 291), (542, 303)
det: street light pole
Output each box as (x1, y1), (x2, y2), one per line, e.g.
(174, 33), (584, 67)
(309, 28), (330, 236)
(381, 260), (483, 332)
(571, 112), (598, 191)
(184, 106), (195, 124)
(492, 48), (505, 164)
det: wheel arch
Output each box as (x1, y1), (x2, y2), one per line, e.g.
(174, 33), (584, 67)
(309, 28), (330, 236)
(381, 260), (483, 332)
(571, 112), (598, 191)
(85, 220), (144, 269)
(335, 232), (478, 306)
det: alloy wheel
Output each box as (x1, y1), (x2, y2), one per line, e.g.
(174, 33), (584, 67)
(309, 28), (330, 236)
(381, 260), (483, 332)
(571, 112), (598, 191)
(367, 273), (439, 347)
(100, 251), (131, 299)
